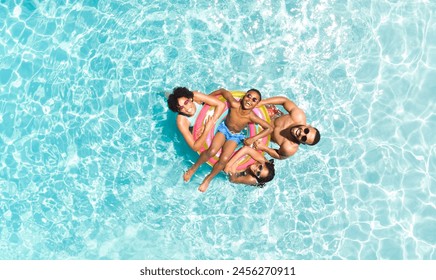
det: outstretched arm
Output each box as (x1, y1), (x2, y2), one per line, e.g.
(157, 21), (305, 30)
(193, 91), (226, 124)
(254, 140), (295, 159)
(258, 96), (306, 123)
(257, 96), (296, 111)
(209, 88), (239, 107)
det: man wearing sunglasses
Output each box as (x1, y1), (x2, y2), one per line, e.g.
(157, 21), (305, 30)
(254, 96), (321, 159)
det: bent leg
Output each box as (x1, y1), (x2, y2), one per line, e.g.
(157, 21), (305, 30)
(184, 132), (226, 182)
(198, 140), (239, 192)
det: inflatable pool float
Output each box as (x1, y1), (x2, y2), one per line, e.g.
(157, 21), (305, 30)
(193, 91), (271, 171)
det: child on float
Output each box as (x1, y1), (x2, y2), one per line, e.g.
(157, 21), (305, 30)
(183, 88), (273, 192)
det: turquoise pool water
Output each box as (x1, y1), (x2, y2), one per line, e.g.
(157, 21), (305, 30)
(1, 0), (435, 260)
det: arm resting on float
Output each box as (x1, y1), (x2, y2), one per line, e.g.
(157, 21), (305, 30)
(209, 88), (239, 107)
(193, 91), (226, 124)
(177, 116), (209, 152)
(258, 96), (306, 124)
(258, 96), (296, 111)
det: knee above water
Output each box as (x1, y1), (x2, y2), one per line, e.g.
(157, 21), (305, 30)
(218, 155), (231, 163)
(207, 147), (219, 157)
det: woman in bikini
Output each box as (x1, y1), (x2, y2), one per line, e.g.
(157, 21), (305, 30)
(224, 146), (275, 188)
(167, 87), (225, 152)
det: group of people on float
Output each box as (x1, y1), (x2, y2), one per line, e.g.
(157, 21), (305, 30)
(167, 87), (321, 192)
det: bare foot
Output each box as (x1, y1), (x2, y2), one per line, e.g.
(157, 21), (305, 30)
(198, 180), (210, 192)
(183, 168), (195, 182)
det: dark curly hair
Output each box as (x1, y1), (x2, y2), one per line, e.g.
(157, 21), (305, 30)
(167, 87), (194, 113)
(307, 128), (321, 146)
(255, 159), (275, 188)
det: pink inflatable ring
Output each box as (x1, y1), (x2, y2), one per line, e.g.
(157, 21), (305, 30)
(193, 91), (271, 171)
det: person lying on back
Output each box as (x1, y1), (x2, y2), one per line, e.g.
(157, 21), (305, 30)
(254, 96), (321, 159)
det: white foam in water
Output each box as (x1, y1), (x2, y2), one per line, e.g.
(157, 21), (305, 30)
(13, 6), (21, 17)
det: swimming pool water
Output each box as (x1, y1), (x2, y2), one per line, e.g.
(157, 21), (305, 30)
(0, 0), (435, 260)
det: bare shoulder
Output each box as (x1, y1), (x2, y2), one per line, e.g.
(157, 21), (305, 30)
(279, 141), (298, 158)
(229, 99), (241, 109)
(273, 113), (292, 128)
(290, 107), (306, 124)
(193, 91), (206, 99)
(176, 114), (189, 127)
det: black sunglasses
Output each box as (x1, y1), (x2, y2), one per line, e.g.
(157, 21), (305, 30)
(255, 164), (263, 178)
(301, 128), (310, 142)
(246, 93), (258, 103)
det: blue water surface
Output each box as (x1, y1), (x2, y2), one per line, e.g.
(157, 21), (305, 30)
(0, 0), (435, 259)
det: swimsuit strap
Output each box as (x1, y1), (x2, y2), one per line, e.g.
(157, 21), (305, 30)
(185, 102), (203, 127)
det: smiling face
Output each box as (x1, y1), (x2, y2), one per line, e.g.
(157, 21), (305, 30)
(177, 97), (195, 116)
(290, 125), (317, 145)
(249, 162), (269, 179)
(241, 90), (261, 110)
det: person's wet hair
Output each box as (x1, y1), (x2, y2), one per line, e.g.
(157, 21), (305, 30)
(167, 87), (194, 113)
(255, 159), (275, 187)
(307, 128), (321, 146)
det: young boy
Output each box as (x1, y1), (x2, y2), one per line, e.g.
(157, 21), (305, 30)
(183, 88), (273, 192)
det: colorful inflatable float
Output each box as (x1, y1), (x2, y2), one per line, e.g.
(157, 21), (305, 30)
(193, 91), (271, 171)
